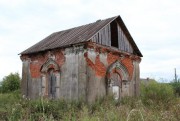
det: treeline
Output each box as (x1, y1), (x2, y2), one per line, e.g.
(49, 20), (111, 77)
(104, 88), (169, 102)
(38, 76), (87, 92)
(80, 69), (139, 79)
(0, 72), (180, 96)
(0, 72), (20, 93)
(0, 72), (180, 97)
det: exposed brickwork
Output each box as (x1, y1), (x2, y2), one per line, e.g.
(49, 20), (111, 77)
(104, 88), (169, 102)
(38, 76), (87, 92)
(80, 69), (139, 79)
(30, 54), (46, 78)
(107, 52), (120, 65)
(121, 57), (134, 79)
(95, 55), (106, 76)
(22, 43), (137, 80)
(107, 68), (123, 80)
(131, 55), (141, 63)
(48, 64), (56, 69)
(30, 62), (41, 78)
(85, 43), (135, 80)
(54, 50), (65, 66)
(84, 52), (95, 70)
(84, 52), (106, 77)
(22, 49), (65, 78)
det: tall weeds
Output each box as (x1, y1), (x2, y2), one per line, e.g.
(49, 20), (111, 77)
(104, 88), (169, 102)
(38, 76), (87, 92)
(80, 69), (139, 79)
(0, 83), (179, 121)
(140, 81), (174, 105)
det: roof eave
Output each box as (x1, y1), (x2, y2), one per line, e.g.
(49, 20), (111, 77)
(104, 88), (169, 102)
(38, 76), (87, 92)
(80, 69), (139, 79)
(20, 41), (88, 55)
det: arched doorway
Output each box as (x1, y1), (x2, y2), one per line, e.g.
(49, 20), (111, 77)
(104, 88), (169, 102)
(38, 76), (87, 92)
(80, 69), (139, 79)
(110, 73), (122, 100)
(106, 60), (129, 100)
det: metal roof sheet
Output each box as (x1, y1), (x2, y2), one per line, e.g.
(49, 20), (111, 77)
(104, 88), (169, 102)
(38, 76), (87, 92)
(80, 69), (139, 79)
(21, 16), (116, 54)
(20, 15), (142, 57)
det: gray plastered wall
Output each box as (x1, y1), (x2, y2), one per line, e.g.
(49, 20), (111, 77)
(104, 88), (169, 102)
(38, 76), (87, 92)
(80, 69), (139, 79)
(21, 45), (141, 102)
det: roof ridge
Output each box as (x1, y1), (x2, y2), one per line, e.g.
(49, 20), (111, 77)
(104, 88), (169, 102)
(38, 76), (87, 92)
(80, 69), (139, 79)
(20, 15), (143, 57)
(20, 16), (119, 54)
(87, 16), (118, 41)
(54, 16), (118, 34)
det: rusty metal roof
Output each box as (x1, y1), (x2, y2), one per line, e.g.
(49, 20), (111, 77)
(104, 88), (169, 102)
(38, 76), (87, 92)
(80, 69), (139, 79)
(20, 15), (142, 57)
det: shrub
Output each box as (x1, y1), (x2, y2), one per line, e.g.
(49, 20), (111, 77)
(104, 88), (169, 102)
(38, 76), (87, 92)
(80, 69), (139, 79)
(140, 80), (174, 104)
(0, 92), (21, 120)
(1, 72), (20, 93)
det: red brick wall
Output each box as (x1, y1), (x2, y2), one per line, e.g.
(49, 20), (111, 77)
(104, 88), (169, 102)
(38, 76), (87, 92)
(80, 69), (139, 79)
(22, 43), (139, 80)
(84, 53), (106, 77)
(85, 43), (137, 80)
(121, 57), (134, 79)
(23, 49), (65, 78)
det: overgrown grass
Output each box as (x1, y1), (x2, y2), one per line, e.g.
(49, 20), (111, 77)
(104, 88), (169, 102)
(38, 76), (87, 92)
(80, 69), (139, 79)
(170, 81), (180, 96)
(140, 81), (175, 105)
(0, 84), (180, 121)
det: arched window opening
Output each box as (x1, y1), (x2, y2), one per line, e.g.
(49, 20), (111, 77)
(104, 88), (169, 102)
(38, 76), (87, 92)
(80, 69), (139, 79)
(40, 58), (60, 99)
(48, 69), (56, 99)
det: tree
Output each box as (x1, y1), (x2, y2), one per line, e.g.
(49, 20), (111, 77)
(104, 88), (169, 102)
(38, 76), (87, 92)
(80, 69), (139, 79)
(1, 72), (21, 93)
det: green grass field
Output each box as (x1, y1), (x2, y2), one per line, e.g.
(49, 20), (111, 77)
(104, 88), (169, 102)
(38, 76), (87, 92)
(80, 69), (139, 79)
(0, 82), (180, 121)
(0, 93), (179, 121)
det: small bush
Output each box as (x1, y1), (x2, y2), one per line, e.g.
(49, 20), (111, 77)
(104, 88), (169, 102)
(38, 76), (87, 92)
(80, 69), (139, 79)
(141, 81), (175, 105)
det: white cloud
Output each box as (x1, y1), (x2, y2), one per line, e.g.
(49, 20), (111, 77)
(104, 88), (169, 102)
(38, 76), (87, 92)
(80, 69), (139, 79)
(0, 0), (25, 8)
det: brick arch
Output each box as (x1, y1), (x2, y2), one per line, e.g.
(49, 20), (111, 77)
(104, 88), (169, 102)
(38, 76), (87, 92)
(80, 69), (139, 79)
(40, 58), (60, 73)
(40, 58), (60, 99)
(106, 60), (129, 85)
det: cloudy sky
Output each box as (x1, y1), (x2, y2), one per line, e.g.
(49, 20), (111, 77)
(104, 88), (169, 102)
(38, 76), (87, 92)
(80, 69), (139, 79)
(0, 0), (180, 82)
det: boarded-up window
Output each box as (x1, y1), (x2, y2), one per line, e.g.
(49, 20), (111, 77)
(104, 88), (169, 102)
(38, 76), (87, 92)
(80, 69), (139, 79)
(48, 69), (56, 99)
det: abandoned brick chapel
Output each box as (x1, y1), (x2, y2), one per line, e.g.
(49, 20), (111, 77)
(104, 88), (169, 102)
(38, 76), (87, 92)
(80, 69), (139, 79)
(20, 15), (142, 103)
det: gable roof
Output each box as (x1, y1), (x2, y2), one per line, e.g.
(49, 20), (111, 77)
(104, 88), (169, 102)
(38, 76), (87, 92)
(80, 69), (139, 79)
(21, 15), (142, 57)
